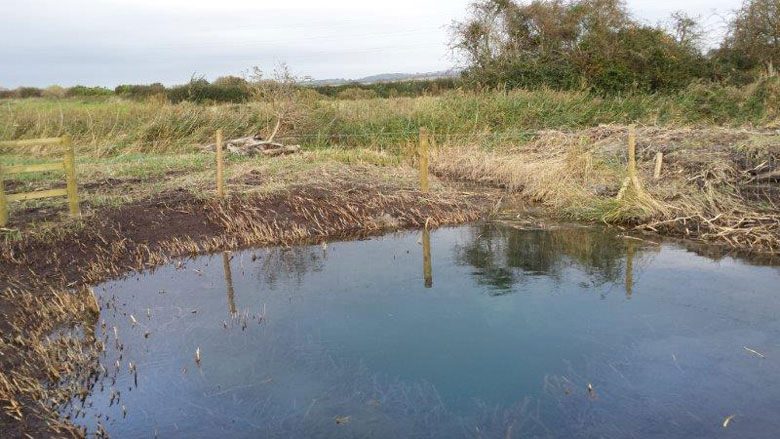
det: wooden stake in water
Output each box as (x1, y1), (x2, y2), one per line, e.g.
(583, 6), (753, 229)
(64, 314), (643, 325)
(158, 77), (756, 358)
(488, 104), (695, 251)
(422, 227), (433, 288)
(62, 136), (81, 218)
(419, 127), (430, 193)
(216, 129), (225, 199)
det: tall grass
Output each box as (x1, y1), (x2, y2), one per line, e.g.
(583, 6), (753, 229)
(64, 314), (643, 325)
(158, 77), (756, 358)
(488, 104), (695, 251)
(1, 79), (778, 156)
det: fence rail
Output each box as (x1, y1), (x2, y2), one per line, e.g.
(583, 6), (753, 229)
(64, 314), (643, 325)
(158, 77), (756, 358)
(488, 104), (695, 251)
(0, 136), (80, 227)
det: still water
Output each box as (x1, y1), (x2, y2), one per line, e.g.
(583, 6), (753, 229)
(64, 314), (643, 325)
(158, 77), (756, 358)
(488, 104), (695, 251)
(75, 223), (780, 438)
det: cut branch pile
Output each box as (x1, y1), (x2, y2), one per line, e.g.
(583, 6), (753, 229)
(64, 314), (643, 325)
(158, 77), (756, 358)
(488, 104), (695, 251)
(204, 134), (300, 157)
(639, 210), (780, 252)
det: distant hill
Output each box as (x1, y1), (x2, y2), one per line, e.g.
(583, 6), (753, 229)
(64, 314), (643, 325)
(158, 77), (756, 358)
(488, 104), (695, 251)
(303, 70), (459, 87)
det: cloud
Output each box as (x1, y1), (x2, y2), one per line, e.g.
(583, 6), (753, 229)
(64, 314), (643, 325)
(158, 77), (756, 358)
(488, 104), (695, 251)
(0, 0), (742, 88)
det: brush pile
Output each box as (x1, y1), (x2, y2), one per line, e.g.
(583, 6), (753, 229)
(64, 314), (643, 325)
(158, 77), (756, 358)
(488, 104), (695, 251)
(203, 135), (301, 157)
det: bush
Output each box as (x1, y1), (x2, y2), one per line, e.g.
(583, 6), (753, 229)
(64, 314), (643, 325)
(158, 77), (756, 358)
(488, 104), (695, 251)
(65, 86), (113, 97)
(42, 85), (67, 99)
(452, 0), (711, 94)
(677, 81), (744, 123)
(721, 0), (780, 73)
(337, 88), (379, 100)
(115, 83), (167, 100)
(315, 78), (458, 99)
(167, 78), (250, 104)
(744, 76), (780, 120)
(17, 87), (43, 98)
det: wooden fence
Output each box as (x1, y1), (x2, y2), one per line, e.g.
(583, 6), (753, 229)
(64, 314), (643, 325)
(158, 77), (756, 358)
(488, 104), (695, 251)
(0, 136), (80, 227)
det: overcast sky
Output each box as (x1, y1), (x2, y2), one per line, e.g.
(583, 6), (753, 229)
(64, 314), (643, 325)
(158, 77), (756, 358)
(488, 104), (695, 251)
(1, 0), (744, 88)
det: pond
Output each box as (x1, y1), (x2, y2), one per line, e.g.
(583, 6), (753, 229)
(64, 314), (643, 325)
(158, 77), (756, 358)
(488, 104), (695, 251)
(72, 223), (780, 438)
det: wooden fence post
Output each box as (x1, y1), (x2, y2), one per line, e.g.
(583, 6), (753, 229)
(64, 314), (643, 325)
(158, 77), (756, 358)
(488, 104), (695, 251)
(653, 152), (663, 180)
(0, 164), (7, 227)
(419, 127), (430, 192)
(616, 125), (644, 200)
(216, 130), (225, 199)
(62, 136), (81, 218)
(627, 126), (637, 180)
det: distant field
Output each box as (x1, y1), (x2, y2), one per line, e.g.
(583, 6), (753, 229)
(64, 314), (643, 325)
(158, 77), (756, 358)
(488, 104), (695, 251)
(1, 78), (778, 157)
(1, 79), (777, 252)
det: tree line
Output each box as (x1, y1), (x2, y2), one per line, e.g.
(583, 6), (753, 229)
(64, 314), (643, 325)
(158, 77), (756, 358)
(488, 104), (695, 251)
(450, 0), (779, 93)
(0, 76), (459, 102)
(2, 0), (777, 101)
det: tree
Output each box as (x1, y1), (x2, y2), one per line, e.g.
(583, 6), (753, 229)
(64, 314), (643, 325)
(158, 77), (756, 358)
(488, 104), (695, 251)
(450, 0), (707, 93)
(724, 0), (780, 72)
(248, 64), (313, 142)
(668, 11), (704, 50)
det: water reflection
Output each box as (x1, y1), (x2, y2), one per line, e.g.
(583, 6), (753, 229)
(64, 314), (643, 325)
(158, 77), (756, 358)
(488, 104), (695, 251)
(422, 227), (433, 288)
(454, 223), (653, 295)
(241, 223), (654, 297)
(222, 251), (237, 314)
(253, 247), (325, 289)
(76, 223), (780, 439)
(625, 241), (635, 298)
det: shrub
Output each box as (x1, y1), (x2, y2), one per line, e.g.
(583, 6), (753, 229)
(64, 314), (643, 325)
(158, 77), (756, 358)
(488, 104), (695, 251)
(315, 78), (458, 99)
(337, 88), (379, 100)
(167, 78), (250, 104)
(744, 76), (780, 120)
(17, 87), (43, 98)
(65, 86), (113, 97)
(115, 83), (167, 100)
(42, 85), (67, 99)
(677, 81), (744, 123)
(451, 0), (710, 94)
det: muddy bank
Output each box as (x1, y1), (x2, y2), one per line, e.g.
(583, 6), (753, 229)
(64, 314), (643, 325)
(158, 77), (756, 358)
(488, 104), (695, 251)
(0, 182), (495, 438)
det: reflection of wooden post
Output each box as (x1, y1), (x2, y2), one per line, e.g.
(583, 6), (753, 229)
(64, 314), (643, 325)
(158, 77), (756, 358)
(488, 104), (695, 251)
(422, 227), (432, 288)
(0, 163), (7, 227)
(419, 127), (430, 193)
(62, 136), (81, 218)
(222, 251), (236, 314)
(216, 130), (225, 199)
(625, 242), (635, 298)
